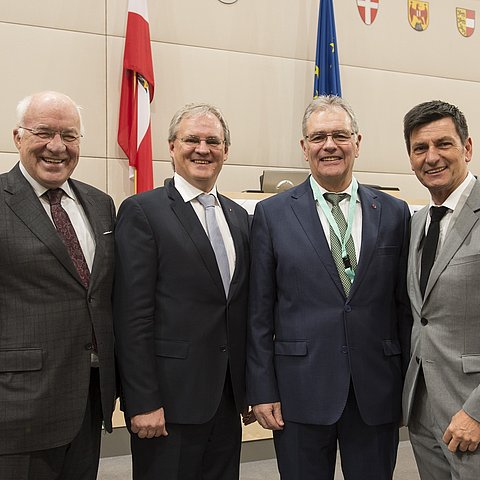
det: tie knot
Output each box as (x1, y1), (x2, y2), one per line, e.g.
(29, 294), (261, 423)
(197, 193), (216, 209)
(324, 192), (349, 207)
(47, 188), (64, 205)
(429, 206), (449, 223)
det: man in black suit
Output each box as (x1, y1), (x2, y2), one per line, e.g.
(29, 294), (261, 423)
(0, 91), (116, 479)
(114, 103), (252, 480)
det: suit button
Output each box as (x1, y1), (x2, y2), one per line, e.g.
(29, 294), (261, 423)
(85, 343), (94, 350)
(421, 317), (428, 326)
(219, 345), (227, 352)
(341, 346), (348, 354)
(88, 296), (93, 303)
(344, 305), (351, 312)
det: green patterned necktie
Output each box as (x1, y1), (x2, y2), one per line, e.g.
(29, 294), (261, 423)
(324, 193), (357, 295)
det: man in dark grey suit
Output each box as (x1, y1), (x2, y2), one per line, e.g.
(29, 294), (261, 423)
(114, 103), (253, 480)
(402, 100), (480, 479)
(0, 91), (116, 480)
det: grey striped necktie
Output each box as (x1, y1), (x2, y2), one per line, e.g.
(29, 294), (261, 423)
(324, 193), (357, 295)
(197, 193), (230, 295)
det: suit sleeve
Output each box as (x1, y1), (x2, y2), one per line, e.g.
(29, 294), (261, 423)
(246, 202), (280, 405)
(396, 202), (414, 376)
(113, 197), (163, 418)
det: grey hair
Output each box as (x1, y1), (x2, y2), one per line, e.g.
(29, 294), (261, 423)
(168, 103), (231, 146)
(302, 95), (359, 137)
(16, 91), (85, 137)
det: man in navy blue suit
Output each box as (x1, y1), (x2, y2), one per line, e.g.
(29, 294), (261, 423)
(247, 96), (412, 480)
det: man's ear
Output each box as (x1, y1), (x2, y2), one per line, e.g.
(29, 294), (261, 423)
(13, 128), (22, 150)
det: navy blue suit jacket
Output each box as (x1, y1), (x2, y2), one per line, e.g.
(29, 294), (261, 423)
(246, 178), (412, 426)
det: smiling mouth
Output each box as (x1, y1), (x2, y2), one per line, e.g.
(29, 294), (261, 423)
(426, 166), (447, 175)
(321, 156), (342, 162)
(192, 159), (211, 165)
(42, 157), (65, 164)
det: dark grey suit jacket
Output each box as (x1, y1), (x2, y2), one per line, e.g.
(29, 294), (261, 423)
(113, 179), (250, 424)
(0, 163), (116, 455)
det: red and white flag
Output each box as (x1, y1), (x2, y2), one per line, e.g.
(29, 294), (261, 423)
(357, 0), (379, 25)
(118, 0), (155, 193)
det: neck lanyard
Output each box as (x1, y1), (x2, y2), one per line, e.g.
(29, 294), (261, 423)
(310, 176), (359, 284)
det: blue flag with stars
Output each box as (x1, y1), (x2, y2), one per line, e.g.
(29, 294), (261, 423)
(314, 0), (341, 97)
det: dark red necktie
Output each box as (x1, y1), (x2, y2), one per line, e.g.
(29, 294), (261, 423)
(46, 188), (90, 289)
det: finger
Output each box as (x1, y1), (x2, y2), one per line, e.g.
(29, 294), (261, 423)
(256, 415), (270, 429)
(459, 441), (469, 452)
(137, 429), (147, 439)
(442, 431), (452, 444)
(273, 410), (284, 427)
(447, 439), (460, 453)
(468, 443), (479, 452)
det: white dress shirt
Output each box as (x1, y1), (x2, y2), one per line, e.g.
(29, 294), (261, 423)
(173, 173), (236, 279)
(19, 162), (96, 270)
(311, 175), (363, 259)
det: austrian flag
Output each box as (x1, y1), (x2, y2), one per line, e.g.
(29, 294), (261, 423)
(118, 0), (155, 193)
(357, 0), (379, 25)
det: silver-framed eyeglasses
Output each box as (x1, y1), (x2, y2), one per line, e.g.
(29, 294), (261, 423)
(178, 135), (225, 150)
(19, 126), (82, 144)
(305, 131), (355, 145)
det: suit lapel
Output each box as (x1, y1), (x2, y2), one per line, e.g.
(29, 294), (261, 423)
(424, 181), (480, 300)
(167, 181), (226, 296)
(348, 186), (380, 298)
(70, 179), (107, 290)
(290, 180), (345, 295)
(4, 164), (80, 283)
(409, 206), (428, 308)
(219, 194), (244, 300)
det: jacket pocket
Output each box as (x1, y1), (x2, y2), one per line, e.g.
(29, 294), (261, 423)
(274, 341), (308, 356)
(382, 340), (401, 356)
(155, 339), (190, 359)
(461, 354), (480, 373)
(0, 348), (43, 372)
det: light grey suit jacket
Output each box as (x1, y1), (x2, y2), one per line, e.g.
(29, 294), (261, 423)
(403, 179), (480, 430)
(0, 163), (116, 455)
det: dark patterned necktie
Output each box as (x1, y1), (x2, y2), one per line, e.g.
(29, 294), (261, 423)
(420, 206), (449, 298)
(324, 193), (357, 296)
(46, 188), (90, 289)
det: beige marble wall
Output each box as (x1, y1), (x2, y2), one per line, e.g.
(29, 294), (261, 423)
(1, 0), (479, 206)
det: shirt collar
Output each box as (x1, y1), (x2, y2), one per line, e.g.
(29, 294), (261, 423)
(173, 172), (219, 204)
(310, 175), (359, 202)
(19, 162), (75, 200)
(429, 172), (475, 211)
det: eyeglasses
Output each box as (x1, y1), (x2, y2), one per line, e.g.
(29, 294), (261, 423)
(305, 131), (355, 145)
(178, 136), (225, 150)
(19, 126), (82, 144)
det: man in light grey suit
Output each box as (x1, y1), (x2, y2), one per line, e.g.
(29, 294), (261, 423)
(0, 91), (116, 480)
(402, 100), (480, 479)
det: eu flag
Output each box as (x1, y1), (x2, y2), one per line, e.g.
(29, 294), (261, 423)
(313, 0), (341, 97)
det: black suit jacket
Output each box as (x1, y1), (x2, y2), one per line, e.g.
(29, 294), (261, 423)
(0, 163), (116, 455)
(113, 179), (250, 423)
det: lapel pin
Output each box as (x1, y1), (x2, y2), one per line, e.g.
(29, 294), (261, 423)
(371, 203), (377, 209)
